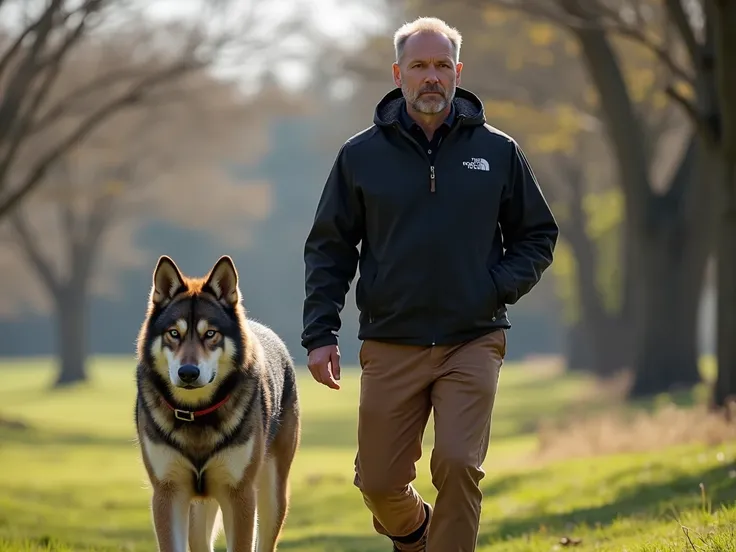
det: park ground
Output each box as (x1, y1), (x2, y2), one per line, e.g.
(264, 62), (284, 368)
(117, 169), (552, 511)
(0, 355), (735, 551)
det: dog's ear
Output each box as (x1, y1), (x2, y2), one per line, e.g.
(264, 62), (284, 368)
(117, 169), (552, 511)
(204, 255), (240, 307)
(151, 255), (185, 306)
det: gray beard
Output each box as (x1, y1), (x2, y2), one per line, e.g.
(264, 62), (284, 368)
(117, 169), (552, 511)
(404, 84), (456, 114)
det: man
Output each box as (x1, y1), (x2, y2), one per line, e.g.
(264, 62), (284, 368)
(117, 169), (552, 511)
(301, 16), (558, 552)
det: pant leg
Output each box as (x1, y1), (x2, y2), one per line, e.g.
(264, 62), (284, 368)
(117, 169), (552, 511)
(426, 329), (506, 552)
(353, 339), (434, 545)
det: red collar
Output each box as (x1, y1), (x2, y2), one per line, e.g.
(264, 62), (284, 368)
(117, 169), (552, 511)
(162, 394), (231, 422)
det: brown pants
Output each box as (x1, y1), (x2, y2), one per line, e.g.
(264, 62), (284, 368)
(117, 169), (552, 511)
(353, 329), (506, 552)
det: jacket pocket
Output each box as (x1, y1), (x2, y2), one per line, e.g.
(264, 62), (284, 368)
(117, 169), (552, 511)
(357, 263), (381, 319)
(486, 269), (500, 315)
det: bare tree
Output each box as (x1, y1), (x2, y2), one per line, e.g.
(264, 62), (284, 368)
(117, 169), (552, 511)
(0, 35), (300, 386)
(0, 0), (310, 220)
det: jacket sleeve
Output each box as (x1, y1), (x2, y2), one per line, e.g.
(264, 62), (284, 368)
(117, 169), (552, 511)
(490, 140), (559, 306)
(301, 142), (364, 353)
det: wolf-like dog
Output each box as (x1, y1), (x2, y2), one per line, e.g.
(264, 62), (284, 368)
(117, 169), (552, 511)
(134, 254), (300, 552)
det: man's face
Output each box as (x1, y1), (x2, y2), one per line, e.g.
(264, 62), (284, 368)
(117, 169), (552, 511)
(393, 31), (462, 115)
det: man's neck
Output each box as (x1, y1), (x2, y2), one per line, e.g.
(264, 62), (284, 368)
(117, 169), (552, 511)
(406, 103), (452, 141)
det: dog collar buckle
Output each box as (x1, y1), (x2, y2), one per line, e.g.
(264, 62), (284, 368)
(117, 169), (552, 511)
(163, 394), (232, 422)
(174, 409), (195, 422)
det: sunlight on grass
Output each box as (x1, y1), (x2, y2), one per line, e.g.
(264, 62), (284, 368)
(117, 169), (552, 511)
(1, 355), (734, 551)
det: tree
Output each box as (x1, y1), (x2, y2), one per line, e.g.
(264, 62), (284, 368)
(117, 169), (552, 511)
(470, 0), (736, 406)
(0, 35), (301, 387)
(712, 0), (736, 409)
(0, 0), (309, 221)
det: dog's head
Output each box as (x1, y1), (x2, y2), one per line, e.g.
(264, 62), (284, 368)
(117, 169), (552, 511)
(139, 255), (246, 404)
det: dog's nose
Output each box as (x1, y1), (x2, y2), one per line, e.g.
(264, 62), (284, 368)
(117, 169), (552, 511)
(178, 364), (200, 384)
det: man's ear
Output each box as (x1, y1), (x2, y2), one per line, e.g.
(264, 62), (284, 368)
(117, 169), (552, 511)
(392, 62), (401, 88)
(151, 255), (185, 307)
(204, 255), (240, 307)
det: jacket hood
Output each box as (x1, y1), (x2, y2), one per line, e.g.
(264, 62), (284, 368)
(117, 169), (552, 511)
(373, 86), (486, 127)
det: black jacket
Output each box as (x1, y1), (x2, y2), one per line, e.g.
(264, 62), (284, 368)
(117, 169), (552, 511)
(301, 87), (558, 353)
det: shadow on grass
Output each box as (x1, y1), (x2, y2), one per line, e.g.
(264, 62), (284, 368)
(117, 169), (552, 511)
(0, 423), (135, 448)
(477, 463), (736, 547)
(274, 533), (386, 552)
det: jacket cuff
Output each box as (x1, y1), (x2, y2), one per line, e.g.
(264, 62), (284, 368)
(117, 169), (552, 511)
(303, 333), (339, 354)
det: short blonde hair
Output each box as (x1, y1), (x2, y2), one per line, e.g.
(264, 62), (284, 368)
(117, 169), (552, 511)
(393, 17), (463, 63)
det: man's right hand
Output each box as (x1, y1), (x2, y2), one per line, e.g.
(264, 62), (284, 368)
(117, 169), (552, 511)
(307, 344), (341, 390)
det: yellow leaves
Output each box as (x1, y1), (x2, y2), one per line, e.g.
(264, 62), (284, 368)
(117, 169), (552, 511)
(627, 67), (656, 102)
(671, 79), (695, 100)
(527, 23), (556, 47)
(549, 188), (626, 323)
(484, 100), (588, 156)
(583, 188), (623, 239)
(530, 133), (576, 155)
(549, 238), (580, 325)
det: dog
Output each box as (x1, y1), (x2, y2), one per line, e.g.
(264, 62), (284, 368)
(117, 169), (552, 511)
(134, 254), (300, 552)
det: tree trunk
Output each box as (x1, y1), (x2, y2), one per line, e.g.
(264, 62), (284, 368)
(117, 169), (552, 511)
(710, 0), (736, 411)
(566, 216), (632, 376)
(565, 322), (592, 371)
(53, 283), (89, 388)
(712, 162), (736, 409)
(628, 137), (711, 397)
(628, 239), (704, 396)
(565, 23), (706, 394)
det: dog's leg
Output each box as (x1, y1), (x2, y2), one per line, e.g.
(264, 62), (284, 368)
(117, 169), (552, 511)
(218, 483), (258, 552)
(151, 487), (191, 552)
(256, 407), (300, 552)
(255, 455), (279, 552)
(188, 499), (222, 552)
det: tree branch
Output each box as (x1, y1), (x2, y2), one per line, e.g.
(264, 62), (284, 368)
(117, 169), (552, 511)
(0, 58), (197, 220)
(0, 0), (59, 79)
(8, 211), (60, 298)
(665, 0), (702, 68)
(665, 83), (717, 145)
(0, 9), (94, 193)
(0, 0), (63, 143)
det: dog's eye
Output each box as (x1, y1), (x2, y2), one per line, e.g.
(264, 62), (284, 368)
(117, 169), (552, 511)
(168, 329), (179, 339)
(205, 330), (217, 339)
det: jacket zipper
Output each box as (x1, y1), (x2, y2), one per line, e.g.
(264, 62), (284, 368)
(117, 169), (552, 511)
(391, 118), (464, 345)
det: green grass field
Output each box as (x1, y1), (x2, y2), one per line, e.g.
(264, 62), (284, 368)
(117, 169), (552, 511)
(0, 355), (735, 551)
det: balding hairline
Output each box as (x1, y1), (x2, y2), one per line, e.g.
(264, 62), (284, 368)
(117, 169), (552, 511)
(393, 17), (462, 64)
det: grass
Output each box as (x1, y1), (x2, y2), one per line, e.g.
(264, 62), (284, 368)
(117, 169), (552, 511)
(0, 355), (734, 551)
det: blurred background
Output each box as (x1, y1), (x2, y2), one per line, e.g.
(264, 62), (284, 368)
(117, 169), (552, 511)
(1, 1), (736, 551)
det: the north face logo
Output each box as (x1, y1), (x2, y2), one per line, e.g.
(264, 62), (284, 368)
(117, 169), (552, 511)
(462, 157), (490, 171)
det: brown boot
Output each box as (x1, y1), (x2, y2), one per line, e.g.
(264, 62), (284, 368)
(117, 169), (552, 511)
(391, 503), (432, 551)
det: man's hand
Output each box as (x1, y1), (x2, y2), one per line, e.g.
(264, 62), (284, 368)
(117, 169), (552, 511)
(307, 344), (341, 390)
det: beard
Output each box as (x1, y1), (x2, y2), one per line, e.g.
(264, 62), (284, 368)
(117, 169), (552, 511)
(403, 81), (456, 114)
